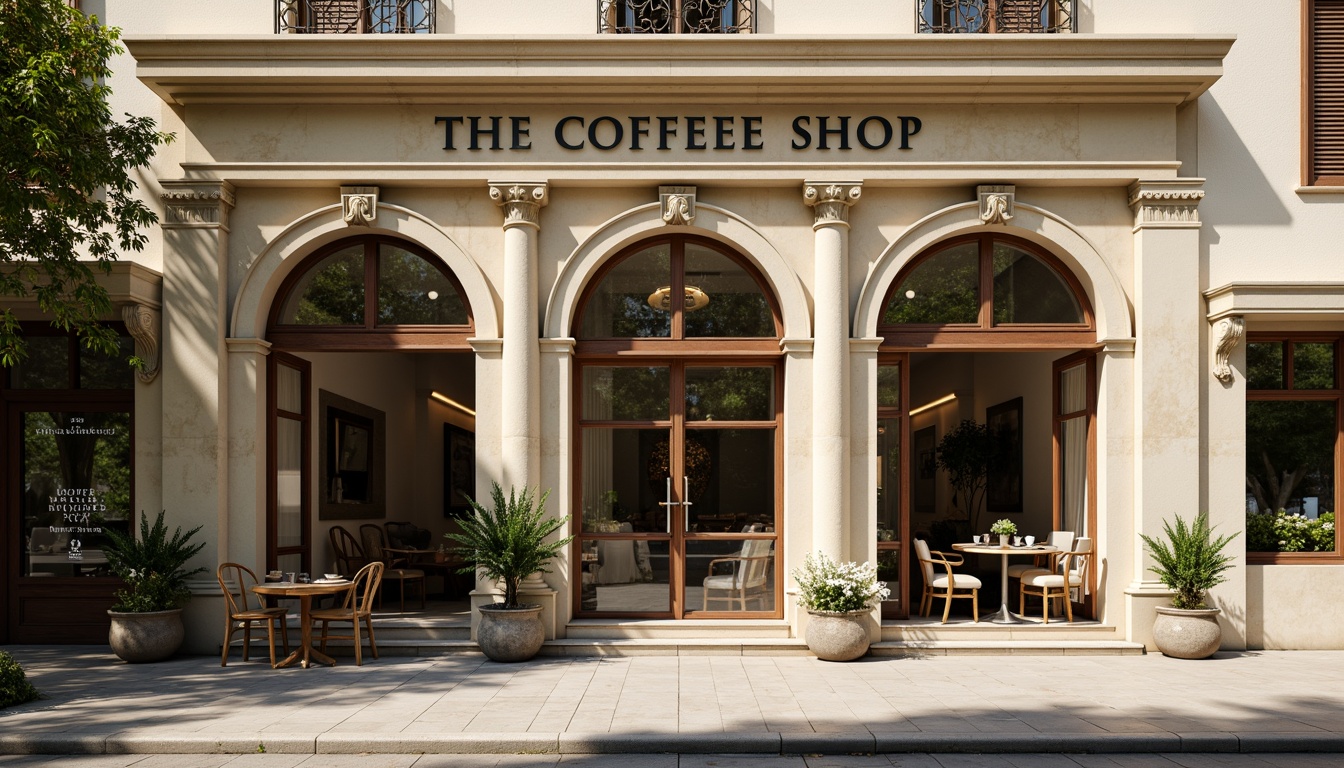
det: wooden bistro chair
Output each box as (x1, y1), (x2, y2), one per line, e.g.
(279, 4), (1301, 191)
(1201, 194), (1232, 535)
(1019, 536), (1093, 624)
(313, 561), (385, 666)
(360, 524), (426, 612)
(329, 525), (367, 576)
(217, 562), (290, 667)
(1006, 530), (1075, 586)
(913, 538), (981, 624)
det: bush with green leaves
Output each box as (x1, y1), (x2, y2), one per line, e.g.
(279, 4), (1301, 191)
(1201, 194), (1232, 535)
(1139, 512), (1237, 610)
(0, 651), (39, 709)
(1246, 510), (1335, 553)
(103, 511), (206, 612)
(446, 483), (572, 609)
(792, 552), (889, 613)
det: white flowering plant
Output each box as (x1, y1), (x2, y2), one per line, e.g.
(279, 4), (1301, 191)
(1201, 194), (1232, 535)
(792, 552), (889, 613)
(990, 518), (1017, 536)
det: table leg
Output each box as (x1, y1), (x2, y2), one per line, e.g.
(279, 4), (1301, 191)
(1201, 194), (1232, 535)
(990, 553), (1026, 625)
(299, 594), (337, 668)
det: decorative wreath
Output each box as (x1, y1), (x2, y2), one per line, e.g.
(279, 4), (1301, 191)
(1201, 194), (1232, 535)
(646, 436), (712, 501)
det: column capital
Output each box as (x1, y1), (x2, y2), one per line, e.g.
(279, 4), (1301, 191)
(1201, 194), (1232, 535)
(160, 180), (235, 230)
(803, 181), (862, 229)
(488, 181), (549, 229)
(1128, 179), (1205, 230)
(1212, 315), (1245, 383)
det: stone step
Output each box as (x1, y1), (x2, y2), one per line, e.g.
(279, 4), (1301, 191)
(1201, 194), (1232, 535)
(565, 618), (794, 640)
(871, 639), (1146, 656)
(881, 620), (1123, 643)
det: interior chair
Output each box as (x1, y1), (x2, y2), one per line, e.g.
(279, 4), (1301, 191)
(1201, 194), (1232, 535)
(384, 521), (430, 551)
(1006, 530), (1075, 584)
(329, 525), (367, 577)
(1019, 536), (1093, 623)
(360, 523), (426, 612)
(313, 561), (385, 666)
(913, 538), (981, 624)
(702, 537), (773, 611)
(217, 562), (291, 667)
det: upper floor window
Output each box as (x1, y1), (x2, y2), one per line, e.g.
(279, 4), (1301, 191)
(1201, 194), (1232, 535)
(917, 0), (1074, 34)
(277, 0), (433, 34)
(1306, 0), (1344, 185)
(600, 0), (755, 34)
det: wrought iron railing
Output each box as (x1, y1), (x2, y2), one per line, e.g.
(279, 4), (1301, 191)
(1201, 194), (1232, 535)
(917, 0), (1074, 34)
(277, 0), (433, 34)
(599, 0), (754, 34)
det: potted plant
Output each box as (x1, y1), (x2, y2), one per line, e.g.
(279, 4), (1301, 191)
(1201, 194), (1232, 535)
(936, 420), (998, 534)
(990, 518), (1017, 547)
(1139, 511), (1237, 659)
(446, 483), (572, 662)
(102, 511), (206, 663)
(793, 552), (889, 661)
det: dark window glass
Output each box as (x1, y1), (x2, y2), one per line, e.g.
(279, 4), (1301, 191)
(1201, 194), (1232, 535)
(9, 337), (70, 389)
(682, 245), (774, 338)
(580, 244), (672, 338)
(684, 367), (774, 422)
(1294, 342), (1336, 390)
(1247, 342), (1285, 390)
(279, 245), (364, 325)
(582, 367), (670, 421)
(991, 244), (1084, 324)
(877, 364), (901, 409)
(80, 336), (136, 389)
(1246, 400), (1337, 553)
(883, 242), (979, 324)
(377, 244), (467, 325)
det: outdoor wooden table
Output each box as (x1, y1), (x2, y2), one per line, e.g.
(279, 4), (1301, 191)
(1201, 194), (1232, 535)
(251, 581), (351, 668)
(951, 543), (1058, 625)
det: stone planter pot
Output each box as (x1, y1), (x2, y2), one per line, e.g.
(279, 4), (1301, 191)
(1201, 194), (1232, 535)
(804, 609), (871, 661)
(1152, 606), (1223, 659)
(107, 609), (185, 663)
(477, 604), (545, 662)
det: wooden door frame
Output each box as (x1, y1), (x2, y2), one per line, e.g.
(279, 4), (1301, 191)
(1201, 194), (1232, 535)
(1052, 349), (1098, 618)
(267, 351), (312, 574)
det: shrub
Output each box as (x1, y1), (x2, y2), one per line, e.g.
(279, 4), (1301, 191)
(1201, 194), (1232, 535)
(446, 483), (571, 609)
(0, 652), (39, 709)
(1139, 512), (1237, 610)
(1246, 510), (1335, 553)
(793, 552), (889, 613)
(103, 511), (207, 612)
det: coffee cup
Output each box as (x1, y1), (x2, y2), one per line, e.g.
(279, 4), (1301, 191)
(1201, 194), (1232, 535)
(1013, 536), (1022, 546)
(1025, 535), (1036, 546)
(283, 571), (296, 583)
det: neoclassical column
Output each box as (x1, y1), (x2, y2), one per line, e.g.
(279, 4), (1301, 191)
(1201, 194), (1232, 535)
(489, 181), (548, 491)
(803, 181), (862, 562)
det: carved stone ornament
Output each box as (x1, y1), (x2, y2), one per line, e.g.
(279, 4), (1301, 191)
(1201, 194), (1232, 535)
(341, 185), (379, 227)
(802, 182), (862, 227)
(489, 182), (549, 227)
(1128, 181), (1205, 229)
(977, 184), (1015, 225)
(121, 303), (160, 384)
(1212, 315), (1245, 383)
(659, 185), (696, 226)
(160, 180), (235, 229)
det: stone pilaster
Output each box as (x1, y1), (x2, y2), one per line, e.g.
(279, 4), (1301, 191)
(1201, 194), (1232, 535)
(803, 181), (861, 562)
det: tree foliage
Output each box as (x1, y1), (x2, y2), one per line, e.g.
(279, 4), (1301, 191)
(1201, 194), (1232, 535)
(935, 419), (999, 533)
(0, 0), (172, 366)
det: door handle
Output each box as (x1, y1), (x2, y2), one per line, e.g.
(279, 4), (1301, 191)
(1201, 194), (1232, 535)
(682, 476), (694, 532)
(657, 476), (678, 534)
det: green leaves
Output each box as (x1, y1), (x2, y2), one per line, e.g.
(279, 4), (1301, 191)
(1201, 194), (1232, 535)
(102, 511), (207, 612)
(1, 0), (172, 366)
(1139, 512), (1237, 611)
(445, 483), (572, 609)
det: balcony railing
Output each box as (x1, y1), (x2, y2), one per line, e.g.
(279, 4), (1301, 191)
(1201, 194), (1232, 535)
(277, 0), (433, 34)
(599, 0), (754, 34)
(918, 0), (1074, 34)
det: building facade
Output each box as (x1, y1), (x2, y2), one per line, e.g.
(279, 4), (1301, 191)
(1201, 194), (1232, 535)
(4, 0), (1343, 651)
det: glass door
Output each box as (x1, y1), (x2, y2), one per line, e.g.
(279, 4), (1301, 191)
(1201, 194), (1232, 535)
(1053, 351), (1097, 618)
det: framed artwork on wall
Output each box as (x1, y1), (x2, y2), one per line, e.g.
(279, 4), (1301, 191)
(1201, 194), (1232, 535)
(913, 425), (937, 515)
(318, 390), (386, 520)
(986, 397), (1024, 514)
(444, 424), (475, 518)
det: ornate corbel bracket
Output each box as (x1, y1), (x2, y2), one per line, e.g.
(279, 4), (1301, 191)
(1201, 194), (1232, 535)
(121, 303), (161, 384)
(802, 181), (862, 228)
(341, 185), (379, 226)
(160, 180), (235, 230)
(1129, 180), (1206, 230)
(659, 186), (696, 226)
(1212, 315), (1245, 383)
(488, 181), (549, 228)
(977, 184), (1015, 225)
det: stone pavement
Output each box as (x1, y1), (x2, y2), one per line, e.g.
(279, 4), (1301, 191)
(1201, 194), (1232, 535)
(0, 648), (1342, 762)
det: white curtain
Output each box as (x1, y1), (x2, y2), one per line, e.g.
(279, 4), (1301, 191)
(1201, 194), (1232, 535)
(1059, 364), (1088, 540)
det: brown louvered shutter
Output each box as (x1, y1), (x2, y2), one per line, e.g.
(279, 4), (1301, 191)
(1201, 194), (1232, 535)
(1310, 0), (1344, 185)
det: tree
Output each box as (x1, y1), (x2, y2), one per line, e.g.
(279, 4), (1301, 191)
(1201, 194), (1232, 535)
(0, 0), (172, 366)
(935, 419), (1002, 534)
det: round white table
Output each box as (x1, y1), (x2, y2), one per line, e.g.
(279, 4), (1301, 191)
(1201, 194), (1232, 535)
(951, 543), (1058, 624)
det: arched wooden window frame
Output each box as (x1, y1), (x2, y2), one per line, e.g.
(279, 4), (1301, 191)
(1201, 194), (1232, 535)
(266, 235), (474, 351)
(878, 233), (1095, 351)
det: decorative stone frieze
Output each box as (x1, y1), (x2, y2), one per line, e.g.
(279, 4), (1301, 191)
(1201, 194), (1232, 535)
(160, 180), (235, 229)
(121, 303), (161, 384)
(659, 186), (696, 226)
(488, 182), (549, 228)
(341, 185), (379, 226)
(1128, 180), (1205, 229)
(802, 182), (862, 228)
(977, 184), (1015, 225)
(1212, 315), (1245, 383)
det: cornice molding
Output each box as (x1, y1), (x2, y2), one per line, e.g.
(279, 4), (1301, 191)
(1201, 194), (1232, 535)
(161, 180), (235, 230)
(126, 35), (1234, 107)
(1205, 282), (1344, 321)
(1128, 179), (1204, 230)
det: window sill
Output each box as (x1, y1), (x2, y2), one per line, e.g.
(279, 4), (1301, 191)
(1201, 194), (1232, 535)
(1247, 552), (1344, 565)
(1296, 186), (1344, 195)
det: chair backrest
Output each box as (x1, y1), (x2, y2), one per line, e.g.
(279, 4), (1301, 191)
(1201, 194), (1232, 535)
(1066, 537), (1093, 580)
(360, 524), (388, 564)
(739, 538), (773, 588)
(330, 525), (365, 574)
(217, 562), (259, 616)
(349, 561), (385, 616)
(385, 521), (430, 550)
(913, 538), (935, 583)
(1046, 530), (1075, 572)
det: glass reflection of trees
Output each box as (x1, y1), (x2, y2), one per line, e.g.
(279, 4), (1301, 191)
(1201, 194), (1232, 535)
(278, 240), (467, 327)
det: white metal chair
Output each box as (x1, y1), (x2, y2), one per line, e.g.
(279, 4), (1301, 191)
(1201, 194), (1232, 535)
(1019, 536), (1092, 623)
(914, 538), (981, 624)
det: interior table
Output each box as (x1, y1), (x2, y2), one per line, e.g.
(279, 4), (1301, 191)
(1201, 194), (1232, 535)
(950, 543), (1058, 625)
(251, 581), (352, 668)
(385, 547), (463, 598)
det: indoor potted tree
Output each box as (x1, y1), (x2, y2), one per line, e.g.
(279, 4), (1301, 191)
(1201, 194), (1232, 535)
(102, 511), (206, 663)
(446, 483), (571, 662)
(793, 552), (889, 661)
(936, 420), (997, 535)
(1139, 511), (1238, 659)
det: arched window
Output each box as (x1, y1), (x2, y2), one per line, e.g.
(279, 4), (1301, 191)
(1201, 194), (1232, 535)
(267, 235), (472, 350)
(878, 234), (1093, 349)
